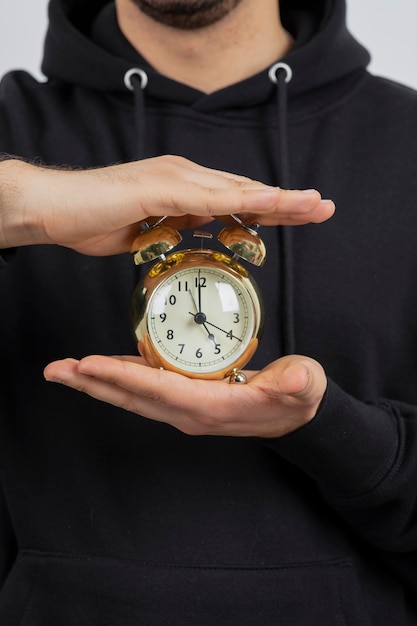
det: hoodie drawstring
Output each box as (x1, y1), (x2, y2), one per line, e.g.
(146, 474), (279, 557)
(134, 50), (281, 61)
(124, 68), (149, 160)
(268, 62), (292, 189)
(268, 62), (296, 355)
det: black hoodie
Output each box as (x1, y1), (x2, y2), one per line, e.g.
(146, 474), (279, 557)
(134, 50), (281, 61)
(1, 1), (417, 624)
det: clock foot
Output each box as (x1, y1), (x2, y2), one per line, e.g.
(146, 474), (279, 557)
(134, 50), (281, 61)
(228, 368), (247, 384)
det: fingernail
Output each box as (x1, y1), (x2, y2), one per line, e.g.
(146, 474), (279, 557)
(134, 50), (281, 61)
(256, 188), (281, 194)
(45, 376), (66, 384)
(301, 189), (318, 194)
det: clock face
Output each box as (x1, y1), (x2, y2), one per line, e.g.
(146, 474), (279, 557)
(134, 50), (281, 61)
(145, 264), (258, 375)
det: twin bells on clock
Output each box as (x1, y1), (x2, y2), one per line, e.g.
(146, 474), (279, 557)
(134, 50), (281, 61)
(130, 216), (266, 380)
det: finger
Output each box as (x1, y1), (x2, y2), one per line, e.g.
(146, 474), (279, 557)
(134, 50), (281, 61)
(252, 194), (335, 226)
(44, 357), (146, 414)
(76, 355), (218, 414)
(136, 184), (284, 221)
(159, 186), (334, 226)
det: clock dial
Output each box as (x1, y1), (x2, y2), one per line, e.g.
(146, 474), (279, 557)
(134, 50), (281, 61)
(147, 265), (254, 374)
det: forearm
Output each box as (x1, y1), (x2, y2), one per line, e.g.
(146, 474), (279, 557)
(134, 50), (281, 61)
(265, 379), (417, 553)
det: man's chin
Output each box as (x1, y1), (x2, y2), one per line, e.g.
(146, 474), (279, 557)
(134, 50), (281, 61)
(132, 0), (242, 30)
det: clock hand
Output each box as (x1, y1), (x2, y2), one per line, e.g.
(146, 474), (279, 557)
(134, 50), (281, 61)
(189, 289), (199, 314)
(197, 268), (202, 314)
(188, 311), (217, 345)
(204, 326), (216, 345)
(191, 272), (217, 343)
(188, 295), (216, 345)
(188, 302), (241, 343)
(204, 319), (242, 343)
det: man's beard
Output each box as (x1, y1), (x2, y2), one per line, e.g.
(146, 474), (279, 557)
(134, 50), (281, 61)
(132, 0), (243, 29)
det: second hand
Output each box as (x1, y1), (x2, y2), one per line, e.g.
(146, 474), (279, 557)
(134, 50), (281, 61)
(204, 319), (242, 342)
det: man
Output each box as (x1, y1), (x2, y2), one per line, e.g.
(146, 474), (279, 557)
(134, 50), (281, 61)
(0, 0), (416, 624)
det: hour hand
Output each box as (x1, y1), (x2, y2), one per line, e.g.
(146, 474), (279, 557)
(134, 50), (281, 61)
(188, 303), (216, 346)
(189, 289), (199, 314)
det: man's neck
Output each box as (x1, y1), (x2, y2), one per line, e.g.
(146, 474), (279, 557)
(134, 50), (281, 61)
(115, 0), (293, 93)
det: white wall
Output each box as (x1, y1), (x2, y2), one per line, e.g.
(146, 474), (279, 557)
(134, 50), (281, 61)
(0, 1), (49, 79)
(0, 0), (416, 90)
(346, 0), (417, 90)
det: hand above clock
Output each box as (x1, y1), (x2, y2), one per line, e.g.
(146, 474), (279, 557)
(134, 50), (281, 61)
(43, 354), (327, 439)
(0, 154), (334, 256)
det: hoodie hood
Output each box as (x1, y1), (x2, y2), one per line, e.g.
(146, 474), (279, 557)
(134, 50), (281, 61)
(41, 0), (370, 103)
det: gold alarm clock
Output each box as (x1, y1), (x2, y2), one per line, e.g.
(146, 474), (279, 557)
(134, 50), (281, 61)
(130, 216), (266, 380)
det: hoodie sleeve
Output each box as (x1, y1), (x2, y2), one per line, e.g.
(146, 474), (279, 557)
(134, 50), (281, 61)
(0, 249), (16, 267)
(0, 480), (17, 590)
(263, 378), (417, 594)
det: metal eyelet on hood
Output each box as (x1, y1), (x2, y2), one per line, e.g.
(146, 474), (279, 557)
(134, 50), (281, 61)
(268, 62), (293, 85)
(124, 68), (149, 91)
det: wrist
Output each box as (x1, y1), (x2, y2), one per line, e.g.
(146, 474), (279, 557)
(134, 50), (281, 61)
(0, 159), (49, 248)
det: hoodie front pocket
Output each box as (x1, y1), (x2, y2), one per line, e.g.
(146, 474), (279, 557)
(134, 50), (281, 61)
(0, 551), (371, 626)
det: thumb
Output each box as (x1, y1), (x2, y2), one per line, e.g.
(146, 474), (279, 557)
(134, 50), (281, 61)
(280, 357), (327, 419)
(260, 355), (327, 413)
(279, 361), (312, 397)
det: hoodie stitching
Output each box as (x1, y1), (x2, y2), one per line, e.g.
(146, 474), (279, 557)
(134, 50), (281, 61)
(18, 550), (355, 572)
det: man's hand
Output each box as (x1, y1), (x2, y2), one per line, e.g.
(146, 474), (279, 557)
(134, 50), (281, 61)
(43, 355), (327, 438)
(0, 155), (334, 256)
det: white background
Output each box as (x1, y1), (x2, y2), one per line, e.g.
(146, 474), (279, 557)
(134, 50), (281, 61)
(0, 0), (416, 89)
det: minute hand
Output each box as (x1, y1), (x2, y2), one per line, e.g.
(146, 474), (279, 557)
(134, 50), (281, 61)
(197, 268), (202, 313)
(204, 320), (242, 342)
